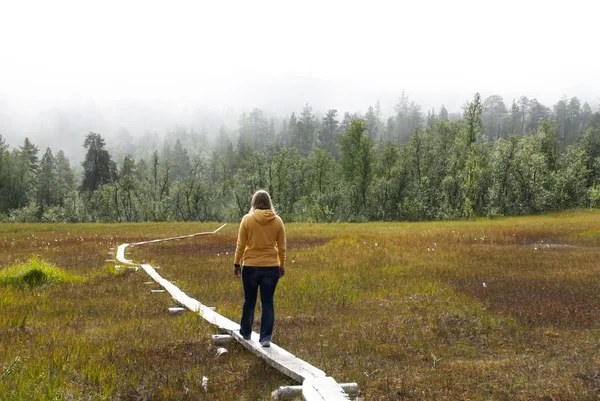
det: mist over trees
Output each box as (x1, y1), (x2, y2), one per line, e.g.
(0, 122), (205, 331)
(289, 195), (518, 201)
(1, 92), (599, 223)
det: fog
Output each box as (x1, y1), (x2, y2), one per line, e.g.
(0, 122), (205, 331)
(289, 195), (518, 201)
(1, 0), (598, 161)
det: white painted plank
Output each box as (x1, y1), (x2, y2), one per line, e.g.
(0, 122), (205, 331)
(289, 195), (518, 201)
(131, 224), (227, 246)
(273, 383), (358, 399)
(116, 243), (132, 265)
(116, 224), (226, 265)
(302, 377), (350, 401)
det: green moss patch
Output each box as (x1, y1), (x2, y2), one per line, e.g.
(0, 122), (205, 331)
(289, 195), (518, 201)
(0, 257), (83, 289)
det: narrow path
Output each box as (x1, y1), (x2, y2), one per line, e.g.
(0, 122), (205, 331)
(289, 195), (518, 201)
(114, 224), (353, 400)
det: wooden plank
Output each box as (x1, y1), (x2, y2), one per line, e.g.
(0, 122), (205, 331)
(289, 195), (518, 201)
(272, 383), (358, 400)
(116, 224), (226, 266)
(116, 243), (132, 265)
(302, 377), (350, 401)
(131, 224), (227, 246)
(212, 334), (234, 344)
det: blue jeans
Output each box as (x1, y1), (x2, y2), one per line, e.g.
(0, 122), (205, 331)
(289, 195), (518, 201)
(239, 266), (280, 342)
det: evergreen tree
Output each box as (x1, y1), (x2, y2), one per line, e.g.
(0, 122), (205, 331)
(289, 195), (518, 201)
(9, 138), (40, 209)
(518, 96), (529, 134)
(37, 148), (56, 209)
(374, 101), (383, 132)
(482, 95), (507, 141)
(383, 116), (396, 143)
(510, 99), (520, 134)
(581, 102), (593, 132)
(118, 155), (138, 222)
(566, 97), (582, 144)
(237, 112), (252, 152)
(365, 106), (379, 141)
(408, 101), (423, 134)
(339, 112), (354, 136)
(527, 98), (550, 133)
(267, 118), (276, 146)
(81, 132), (116, 192)
(394, 90), (410, 141)
(439, 105), (449, 122)
(54, 150), (75, 207)
(20, 137), (39, 172)
(249, 108), (268, 149)
(285, 113), (298, 148)
(216, 125), (231, 153)
(320, 109), (339, 158)
(553, 96), (568, 150)
(426, 108), (437, 128)
(293, 104), (316, 155)
(171, 139), (190, 181)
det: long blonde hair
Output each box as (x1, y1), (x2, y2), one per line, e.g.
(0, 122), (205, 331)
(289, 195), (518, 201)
(250, 190), (274, 212)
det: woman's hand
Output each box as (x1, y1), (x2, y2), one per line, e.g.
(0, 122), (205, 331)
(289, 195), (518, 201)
(279, 266), (285, 278)
(234, 264), (241, 278)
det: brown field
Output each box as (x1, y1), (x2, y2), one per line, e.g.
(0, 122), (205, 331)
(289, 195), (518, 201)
(1, 211), (600, 400)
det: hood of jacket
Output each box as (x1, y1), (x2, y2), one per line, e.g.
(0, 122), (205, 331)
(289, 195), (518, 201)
(251, 209), (276, 225)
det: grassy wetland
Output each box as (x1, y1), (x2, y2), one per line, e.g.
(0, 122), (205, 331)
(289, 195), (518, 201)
(1, 211), (600, 400)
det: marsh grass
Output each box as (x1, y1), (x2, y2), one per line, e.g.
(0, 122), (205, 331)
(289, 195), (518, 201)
(1, 214), (600, 400)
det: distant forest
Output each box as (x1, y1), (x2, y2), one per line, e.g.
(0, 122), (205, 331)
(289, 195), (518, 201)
(1, 92), (600, 223)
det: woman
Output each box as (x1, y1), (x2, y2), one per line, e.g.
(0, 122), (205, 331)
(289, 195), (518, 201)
(234, 190), (286, 347)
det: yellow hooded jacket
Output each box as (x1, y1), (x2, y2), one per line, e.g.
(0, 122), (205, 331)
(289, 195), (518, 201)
(234, 209), (286, 268)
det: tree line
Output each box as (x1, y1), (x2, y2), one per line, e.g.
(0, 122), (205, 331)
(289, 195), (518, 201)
(1, 92), (599, 223)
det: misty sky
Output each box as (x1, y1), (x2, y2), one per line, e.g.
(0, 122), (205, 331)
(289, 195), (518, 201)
(1, 0), (599, 149)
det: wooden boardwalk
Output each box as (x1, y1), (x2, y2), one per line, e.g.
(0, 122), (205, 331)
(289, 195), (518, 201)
(115, 225), (353, 400)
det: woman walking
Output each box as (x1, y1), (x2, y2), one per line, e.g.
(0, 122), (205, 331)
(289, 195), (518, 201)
(234, 190), (286, 347)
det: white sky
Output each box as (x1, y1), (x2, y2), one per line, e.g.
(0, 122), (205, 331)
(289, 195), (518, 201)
(0, 0), (599, 115)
